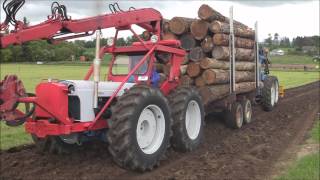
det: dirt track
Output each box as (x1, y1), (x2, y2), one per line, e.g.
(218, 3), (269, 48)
(1, 81), (319, 180)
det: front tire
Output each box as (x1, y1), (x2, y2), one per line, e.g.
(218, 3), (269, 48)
(107, 85), (171, 171)
(169, 87), (204, 152)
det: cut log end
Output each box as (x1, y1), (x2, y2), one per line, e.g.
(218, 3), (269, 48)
(190, 20), (209, 40)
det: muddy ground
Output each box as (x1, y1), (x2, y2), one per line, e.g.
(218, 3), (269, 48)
(1, 81), (319, 180)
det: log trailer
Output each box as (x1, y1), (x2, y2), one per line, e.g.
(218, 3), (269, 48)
(0, 1), (279, 171)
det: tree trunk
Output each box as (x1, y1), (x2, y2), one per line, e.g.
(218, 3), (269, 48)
(179, 33), (196, 50)
(209, 20), (255, 39)
(189, 47), (205, 62)
(213, 33), (254, 49)
(195, 76), (206, 87)
(198, 4), (249, 28)
(235, 82), (256, 94)
(212, 46), (254, 61)
(162, 32), (178, 40)
(199, 82), (256, 105)
(169, 17), (194, 35)
(190, 20), (209, 40)
(187, 62), (201, 77)
(202, 69), (255, 85)
(199, 57), (255, 71)
(201, 36), (214, 53)
(180, 75), (194, 86)
(199, 84), (230, 105)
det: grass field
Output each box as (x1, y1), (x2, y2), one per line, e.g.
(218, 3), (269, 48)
(276, 121), (320, 180)
(270, 54), (318, 65)
(271, 70), (319, 89)
(0, 63), (319, 150)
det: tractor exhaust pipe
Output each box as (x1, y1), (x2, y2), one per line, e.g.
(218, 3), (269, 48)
(93, 30), (101, 109)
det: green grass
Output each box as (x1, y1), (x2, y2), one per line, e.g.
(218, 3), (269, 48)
(276, 153), (320, 180)
(0, 63), (111, 92)
(0, 122), (31, 150)
(276, 121), (320, 180)
(271, 71), (319, 89)
(270, 55), (318, 65)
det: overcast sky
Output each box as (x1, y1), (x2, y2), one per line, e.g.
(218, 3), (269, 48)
(0, 0), (319, 41)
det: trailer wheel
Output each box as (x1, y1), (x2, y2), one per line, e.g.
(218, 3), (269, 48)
(241, 99), (252, 124)
(107, 85), (171, 172)
(225, 102), (244, 129)
(262, 76), (279, 111)
(31, 134), (78, 154)
(169, 87), (204, 152)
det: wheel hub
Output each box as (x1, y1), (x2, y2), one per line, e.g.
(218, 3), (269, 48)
(136, 105), (165, 154)
(185, 100), (201, 140)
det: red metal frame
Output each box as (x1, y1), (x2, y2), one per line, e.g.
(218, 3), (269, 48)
(1, 8), (186, 138)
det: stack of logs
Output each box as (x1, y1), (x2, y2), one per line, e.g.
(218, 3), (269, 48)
(157, 4), (257, 105)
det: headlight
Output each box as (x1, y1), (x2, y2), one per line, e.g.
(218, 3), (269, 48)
(107, 38), (114, 46)
(150, 35), (158, 43)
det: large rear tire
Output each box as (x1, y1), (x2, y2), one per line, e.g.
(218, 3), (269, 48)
(169, 87), (204, 152)
(107, 85), (171, 171)
(262, 76), (279, 111)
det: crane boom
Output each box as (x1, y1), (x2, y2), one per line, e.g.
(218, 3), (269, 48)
(0, 8), (162, 48)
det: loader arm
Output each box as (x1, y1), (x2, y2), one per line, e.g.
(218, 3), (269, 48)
(0, 8), (162, 48)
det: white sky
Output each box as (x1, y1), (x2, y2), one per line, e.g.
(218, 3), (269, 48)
(0, 0), (319, 42)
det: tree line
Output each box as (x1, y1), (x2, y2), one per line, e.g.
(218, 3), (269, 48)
(0, 35), (142, 62)
(263, 33), (319, 55)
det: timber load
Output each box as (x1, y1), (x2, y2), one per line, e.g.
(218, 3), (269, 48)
(158, 4), (256, 105)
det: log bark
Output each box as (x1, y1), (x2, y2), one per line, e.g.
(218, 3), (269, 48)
(235, 82), (256, 94)
(199, 84), (230, 105)
(209, 20), (255, 39)
(201, 36), (214, 53)
(198, 4), (226, 22)
(195, 76), (207, 87)
(190, 20), (209, 40)
(189, 47), (205, 62)
(213, 33), (254, 49)
(187, 63), (201, 77)
(169, 17), (194, 35)
(202, 69), (255, 85)
(179, 33), (196, 50)
(199, 82), (255, 105)
(162, 32), (178, 40)
(198, 4), (249, 28)
(199, 58), (255, 71)
(180, 75), (194, 86)
(154, 63), (170, 75)
(212, 46), (254, 61)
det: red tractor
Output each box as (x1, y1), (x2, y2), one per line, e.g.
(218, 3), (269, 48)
(0, 1), (204, 171)
(0, 1), (279, 171)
